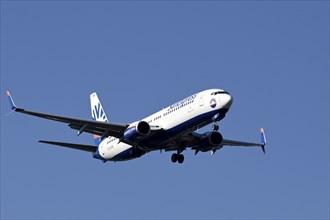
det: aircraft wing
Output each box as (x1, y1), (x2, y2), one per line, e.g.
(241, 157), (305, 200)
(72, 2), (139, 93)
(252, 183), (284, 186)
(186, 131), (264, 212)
(222, 140), (263, 147)
(14, 107), (128, 139)
(161, 128), (266, 153)
(222, 139), (265, 153)
(6, 90), (162, 142)
(222, 128), (267, 153)
(158, 132), (199, 152)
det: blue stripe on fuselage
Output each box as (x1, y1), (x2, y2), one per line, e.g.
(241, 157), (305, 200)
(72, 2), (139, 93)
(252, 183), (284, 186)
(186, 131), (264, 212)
(111, 147), (146, 161)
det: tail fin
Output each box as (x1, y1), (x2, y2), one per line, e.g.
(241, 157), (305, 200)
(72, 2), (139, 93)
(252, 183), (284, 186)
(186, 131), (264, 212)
(90, 92), (109, 145)
(90, 92), (108, 122)
(260, 128), (267, 153)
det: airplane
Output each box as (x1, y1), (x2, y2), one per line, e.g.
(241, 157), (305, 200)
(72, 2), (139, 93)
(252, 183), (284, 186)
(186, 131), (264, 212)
(6, 89), (266, 164)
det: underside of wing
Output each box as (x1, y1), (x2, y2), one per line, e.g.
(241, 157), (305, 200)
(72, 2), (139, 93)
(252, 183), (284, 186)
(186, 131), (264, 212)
(152, 129), (266, 153)
(222, 139), (263, 147)
(160, 132), (200, 152)
(39, 140), (97, 152)
(222, 128), (267, 153)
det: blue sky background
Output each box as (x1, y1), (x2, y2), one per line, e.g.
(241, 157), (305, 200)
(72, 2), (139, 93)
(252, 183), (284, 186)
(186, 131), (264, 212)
(1, 1), (329, 219)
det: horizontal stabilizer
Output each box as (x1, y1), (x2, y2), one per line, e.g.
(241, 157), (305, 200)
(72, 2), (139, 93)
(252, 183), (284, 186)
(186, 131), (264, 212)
(39, 140), (97, 152)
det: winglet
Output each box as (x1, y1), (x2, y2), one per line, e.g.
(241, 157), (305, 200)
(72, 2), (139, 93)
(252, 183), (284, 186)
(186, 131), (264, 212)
(6, 90), (17, 111)
(260, 128), (266, 153)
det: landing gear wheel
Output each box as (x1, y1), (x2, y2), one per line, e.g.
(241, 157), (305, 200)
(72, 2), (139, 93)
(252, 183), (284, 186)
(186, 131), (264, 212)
(171, 153), (184, 163)
(171, 153), (178, 163)
(212, 124), (219, 131)
(178, 154), (184, 164)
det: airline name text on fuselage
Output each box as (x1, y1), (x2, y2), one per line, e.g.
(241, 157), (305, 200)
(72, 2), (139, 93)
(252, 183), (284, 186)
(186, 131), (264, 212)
(168, 94), (196, 110)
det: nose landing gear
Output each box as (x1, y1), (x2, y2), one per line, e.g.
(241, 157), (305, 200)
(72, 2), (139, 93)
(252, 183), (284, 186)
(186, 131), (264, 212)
(212, 124), (219, 131)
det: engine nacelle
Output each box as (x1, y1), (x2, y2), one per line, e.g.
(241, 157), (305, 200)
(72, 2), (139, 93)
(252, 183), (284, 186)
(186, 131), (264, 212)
(123, 121), (150, 142)
(198, 131), (223, 152)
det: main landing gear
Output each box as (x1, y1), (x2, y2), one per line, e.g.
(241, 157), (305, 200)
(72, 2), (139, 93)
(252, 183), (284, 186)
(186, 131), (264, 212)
(171, 153), (184, 164)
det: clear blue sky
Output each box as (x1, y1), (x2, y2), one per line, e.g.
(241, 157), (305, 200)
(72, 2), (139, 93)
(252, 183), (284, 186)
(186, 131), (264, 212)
(1, 1), (329, 219)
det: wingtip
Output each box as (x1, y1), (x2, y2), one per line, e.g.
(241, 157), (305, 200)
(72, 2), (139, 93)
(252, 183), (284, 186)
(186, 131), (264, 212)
(261, 145), (266, 154)
(6, 89), (17, 111)
(260, 128), (267, 153)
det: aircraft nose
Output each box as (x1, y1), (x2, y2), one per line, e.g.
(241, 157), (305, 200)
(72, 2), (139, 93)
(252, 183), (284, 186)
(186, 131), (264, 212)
(223, 93), (233, 109)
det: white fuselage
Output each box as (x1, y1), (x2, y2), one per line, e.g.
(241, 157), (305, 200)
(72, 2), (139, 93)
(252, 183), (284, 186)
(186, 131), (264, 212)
(97, 89), (233, 161)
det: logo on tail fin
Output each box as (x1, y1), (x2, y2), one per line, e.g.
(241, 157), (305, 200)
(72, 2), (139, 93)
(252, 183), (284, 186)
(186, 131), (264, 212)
(92, 103), (107, 122)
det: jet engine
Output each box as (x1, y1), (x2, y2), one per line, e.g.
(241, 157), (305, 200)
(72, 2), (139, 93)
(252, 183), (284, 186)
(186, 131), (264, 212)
(123, 121), (150, 142)
(198, 131), (223, 152)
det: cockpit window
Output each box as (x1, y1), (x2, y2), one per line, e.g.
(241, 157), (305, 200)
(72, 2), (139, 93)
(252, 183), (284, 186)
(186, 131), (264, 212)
(211, 91), (229, 95)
